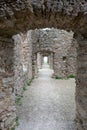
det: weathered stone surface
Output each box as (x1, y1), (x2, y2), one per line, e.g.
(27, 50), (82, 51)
(0, 32), (33, 129)
(0, 28), (87, 130)
(22, 31), (33, 80)
(66, 38), (77, 76)
(31, 28), (76, 78)
(76, 35), (87, 130)
(0, 37), (16, 130)
(0, 0), (87, 37)
(12, 31), (33, 95)
(13, 34), (24, 95)
(0, 1), (87, 129)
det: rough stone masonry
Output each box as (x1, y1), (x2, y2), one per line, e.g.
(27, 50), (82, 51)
(0, 0), (87, 130)
(0, 28), (77, 130)
(31, 28), (76, 78)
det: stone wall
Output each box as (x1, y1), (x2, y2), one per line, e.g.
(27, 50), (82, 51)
(0, 29), (87, 130)
(21, 31), (33, 82)
(13, 34), (24, 96)
(27, 31), (33, 80)
(31, 28), (76, 78)
(51, 29), (74, 78)
(66, 38), (77, 77)
(0, 0), (87, 37)
(0, 31), (33, 130)
(37, 53), (42, 70)
(0, 1), (87, 130)
(13, 31), (33, 95)
(48, 53), (54, 69)
(31, 30), (40, 77)
(75, 35), (87, 130)
(0, 37), (16, 130)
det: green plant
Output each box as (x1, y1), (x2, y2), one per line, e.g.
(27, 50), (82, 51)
(11, 128), (15, 130)
(67, 74), (75, 79)
(15, 78), (34, 128)
(20, 94), (23, 98)
(15, 96), (22, 106)
(27, 81), (31, 86)
(11, 116), (20, 130)
(27, 78), (33, 86)
(55, 76), (62, 79)
(23, 85), (28, 91)
(16, 116), (20, 126)
(15, 78), (33, 106)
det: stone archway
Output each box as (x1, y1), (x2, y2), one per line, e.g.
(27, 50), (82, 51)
(0, 1), (87, 130)
(32, 49), (54, 78)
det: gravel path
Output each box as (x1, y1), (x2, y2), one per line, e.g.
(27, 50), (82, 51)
(16, 64), (76, 130)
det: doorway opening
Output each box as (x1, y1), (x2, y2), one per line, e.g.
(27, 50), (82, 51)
(43, 56), (48, 64)
(14, 28), (76, 130)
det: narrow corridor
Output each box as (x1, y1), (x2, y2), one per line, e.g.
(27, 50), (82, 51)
(16, 64), (76, 130)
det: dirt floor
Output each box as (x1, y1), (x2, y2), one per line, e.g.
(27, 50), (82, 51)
(16, 64), (76, 130)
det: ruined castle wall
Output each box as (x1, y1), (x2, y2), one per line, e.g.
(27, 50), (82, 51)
(0, 29), (86, 130)
(0, 1), (87, 130)
(31, 30), (40, 77)
(21, 31), (33, 82)
(27, 31), (33, 80)
(37, 53), (42, 70)
(76, 36), (87, 130)
(51, 30), (74, 78)
(0, 31), (33, 129)
(0, 37), (16, 130)
(13, 31), (33, 95)
(48, 53), (54, 69)
(13, 34), (24, 96)
(31, 28), (76, 78)
(66, 38), (77, 77)
(0, 32), (33, 129)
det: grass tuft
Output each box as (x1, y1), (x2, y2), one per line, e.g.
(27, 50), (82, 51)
(67, 74), (75, 79)
(15, 78), (33, 106)
(11, 116), (19, 130)
(15, 78), (34, 129)
(27, 78), (33, 86)
(11, 128), (15, 130)
(55, 76), (62, 79)
(23, 85), (28, 91)
(15, 96), (22, 106)
(16, 116), (20, 126)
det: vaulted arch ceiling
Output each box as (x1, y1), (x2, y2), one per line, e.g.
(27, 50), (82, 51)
(0, 0), (87, 37)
